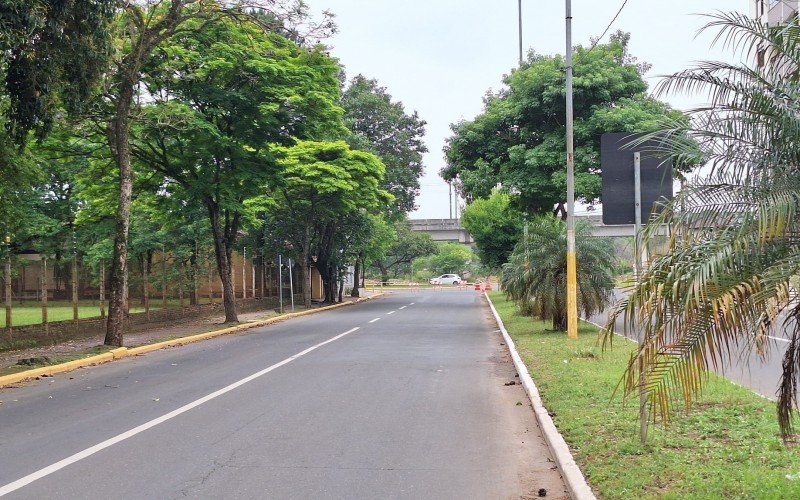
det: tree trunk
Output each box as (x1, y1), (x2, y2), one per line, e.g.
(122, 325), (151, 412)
(190, 244), (199, 305)
(337, 275), (344, 303)
(299, 249), (311, 306)
(351, 258), (361, 298)
(208, 202), (238, 323)
(104, 85), (134, 347)
(377, 261), (389, 284)
(553, 308), (567, 331)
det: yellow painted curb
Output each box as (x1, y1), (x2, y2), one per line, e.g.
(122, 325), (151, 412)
(0, 351), (115, 388)
(0, 293), (384, 388)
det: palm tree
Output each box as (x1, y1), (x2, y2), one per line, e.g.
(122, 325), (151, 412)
(502, 216), (615, 330)
(606, 12), (800, 439)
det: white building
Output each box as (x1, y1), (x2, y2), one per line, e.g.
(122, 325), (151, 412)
(751, 1), (798, 25)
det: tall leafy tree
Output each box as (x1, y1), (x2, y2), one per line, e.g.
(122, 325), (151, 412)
(372, 221), (437, 283)
(265, 140), (391, 304)
(0, 0), (114, 242)
(97, 0), (334, 345)
(460, 190), (523, 269)
(342, 75), (427, 219)
(443, 32), (690, 215)
(133, 17), (343, 322)
(606, 13), (800, 440)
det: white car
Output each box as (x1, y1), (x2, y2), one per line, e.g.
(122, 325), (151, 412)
(429, 274), (462, 285)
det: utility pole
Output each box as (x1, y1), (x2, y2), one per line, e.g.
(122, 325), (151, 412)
(565, 0), (578, 340)
(518, 0), (523, 63)
(448, 182), (453, 219)
(634, 151), (648, 443)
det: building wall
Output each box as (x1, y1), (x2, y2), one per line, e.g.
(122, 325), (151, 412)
(752, 1), (798, 24)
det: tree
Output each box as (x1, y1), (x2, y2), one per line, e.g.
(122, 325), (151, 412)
(460, 190), (523, 269)
(605, 13), (800, 440)
(426, 243), (473, 277)
(132, 16), (343, 322)
(501, 216), (614, 330)
(343, 213), (394, 298)
(98, 0), (334, 345)
(341, 75), (427, 220)
(372, 221), (437, 283)
(0, 0), (114, 242)
(442, 32), (690, 216)
(266, 140), (391, 304)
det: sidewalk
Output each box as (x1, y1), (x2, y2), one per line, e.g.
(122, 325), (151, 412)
(0, 293), (376, 374)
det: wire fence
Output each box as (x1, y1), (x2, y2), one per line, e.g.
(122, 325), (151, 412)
(1, 249), (302, 348)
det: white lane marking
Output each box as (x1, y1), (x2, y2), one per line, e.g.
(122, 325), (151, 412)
(399, 306), (407, 310)
(0, 327), (361, 497)
(368, 318), (381, 323)
(387, 311), (396, 315)
(409, 302), (415, 305)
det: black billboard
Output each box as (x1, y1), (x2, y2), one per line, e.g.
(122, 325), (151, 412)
(600, 133), (673, 226)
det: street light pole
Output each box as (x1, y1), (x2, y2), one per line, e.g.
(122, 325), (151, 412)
(518, 0), (523, 63)
(565, 0), (578, 339)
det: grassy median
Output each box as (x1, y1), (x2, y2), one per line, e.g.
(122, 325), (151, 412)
(488, 291), (800, 499)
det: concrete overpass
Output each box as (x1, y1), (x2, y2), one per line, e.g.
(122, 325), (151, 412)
(409, 219), (474, 245)
(577, 213), (668, 237)
(410, 215), (661, 241)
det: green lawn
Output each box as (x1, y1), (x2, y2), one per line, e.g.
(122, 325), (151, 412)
(488, 291), (800, 499)
(5, 301), (162, 327)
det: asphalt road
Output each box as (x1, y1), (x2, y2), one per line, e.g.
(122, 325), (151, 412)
(588, 289), (790, 400)
(0, 290), (566, 499)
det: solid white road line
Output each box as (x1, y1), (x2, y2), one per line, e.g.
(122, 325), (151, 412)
(368, 318), (381, 323)
(0, 327), (362, 497)
(387, 311), (396, 315)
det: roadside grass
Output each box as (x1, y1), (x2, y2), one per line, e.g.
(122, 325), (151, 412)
(5, 300), (193, 326)
(488, 291), (800, 499)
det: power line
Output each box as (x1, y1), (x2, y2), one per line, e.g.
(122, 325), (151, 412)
(588, 0), (630, 51)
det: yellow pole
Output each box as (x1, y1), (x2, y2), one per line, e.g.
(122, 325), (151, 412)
(565, 0), (578, 339)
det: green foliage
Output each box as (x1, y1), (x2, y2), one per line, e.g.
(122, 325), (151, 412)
(0, 127), (37, 242)
(420, 242), (474, 277)
(342, 75), (427, 219)
(265, 140), (391, 301)
(460, 190), (523, 269)
(501, 216), (614, 330)
(606, 13), (800, 440)
(443, 32), (691, 214)
(371, 221), (438, 280)
(0, 0), (115, 142)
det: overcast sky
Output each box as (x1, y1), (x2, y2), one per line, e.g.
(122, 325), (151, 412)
(304, 0), (743, 219)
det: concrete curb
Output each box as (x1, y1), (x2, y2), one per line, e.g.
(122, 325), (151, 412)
(0, 293), (384, 388)
(484, 292), (596, 500)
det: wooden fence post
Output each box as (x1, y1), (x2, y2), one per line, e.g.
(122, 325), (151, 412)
(5, 247), (12, 341)
(99, 260), (106, 319)
(143, 256), (150, 321)
(162, 244), (167, 308)
(42, 257), (49, 340)
(72, 254), (78, 325)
